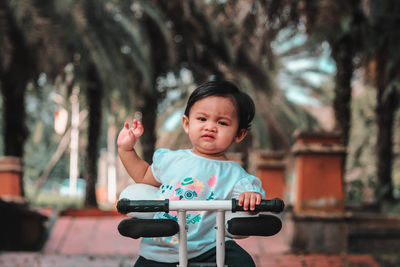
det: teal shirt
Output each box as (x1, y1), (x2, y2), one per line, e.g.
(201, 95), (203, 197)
(139, 149), (265, 263)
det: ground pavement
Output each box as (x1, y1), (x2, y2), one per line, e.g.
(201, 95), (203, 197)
(0, 215), (381, 267)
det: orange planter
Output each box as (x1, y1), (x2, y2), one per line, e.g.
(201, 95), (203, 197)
(251, 151), (286, 199)
(291, 131), (346, 213)
(0, 157), (22, 197)
(96, 185), (108, 203)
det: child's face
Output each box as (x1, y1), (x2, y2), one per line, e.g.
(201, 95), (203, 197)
(182, 96), (247, 160)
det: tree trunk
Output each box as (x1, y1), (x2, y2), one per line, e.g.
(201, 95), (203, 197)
(84, 64), (102, 207)
(139, 93), (159, 163)
(330, 38), (354, 178)
(375, 89), (396, 202)
(375, 60), (397, 202)
(0, 5), (31, 158)
(0, 3), (35, 196)
(369, 0), (400, 204)
(332, 40), (354, 148)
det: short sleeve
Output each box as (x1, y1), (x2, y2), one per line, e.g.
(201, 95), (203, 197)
(232, 175), (265, 199)
(151, 148), (170, 183)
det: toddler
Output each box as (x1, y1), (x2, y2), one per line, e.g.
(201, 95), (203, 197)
(117, 80), (265, 267)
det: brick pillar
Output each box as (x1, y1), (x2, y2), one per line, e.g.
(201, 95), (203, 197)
(291, 131), (346, 213)
(251, 150), (286, 199)
(0, 157), (22, 197)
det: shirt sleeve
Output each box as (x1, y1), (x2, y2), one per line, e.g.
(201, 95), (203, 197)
(232, 175), (265, 199)
(151, 148), (170, 183)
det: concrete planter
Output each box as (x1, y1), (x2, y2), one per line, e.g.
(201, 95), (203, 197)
(250, 150), (286, 199)
(347, 212), (400, 253)
(291, 131), (346, 213)
(284, 210), (400, 253)
(0, 156), (23, 197)
(285, 211), (349, 253)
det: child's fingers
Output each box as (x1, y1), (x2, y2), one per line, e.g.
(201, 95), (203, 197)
(257, 194), (261, 204)
(132, 119), (137, 130)
(131, 121), (144, 137)
(249, 194), (256, 210)
(124, 122), (129, 129)
(249, 193), (261, 210)
(238, 194), (244, 206)
(250, 194), (257, 210)
(239, 193), (262, 211)
(137, 121), (144, 133)
(243, 195), (250, 211)
(239, 192), (251, 210)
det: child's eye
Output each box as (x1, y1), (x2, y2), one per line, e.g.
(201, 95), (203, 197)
(218, 121), (228, 126)
(198, 117), (206, 121)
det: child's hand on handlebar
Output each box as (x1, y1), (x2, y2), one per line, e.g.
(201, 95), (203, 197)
(238, 192), (262, 211)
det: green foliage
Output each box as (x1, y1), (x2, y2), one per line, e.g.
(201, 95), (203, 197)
(25, 180), (83, 209)
(24, 83), (67, 181)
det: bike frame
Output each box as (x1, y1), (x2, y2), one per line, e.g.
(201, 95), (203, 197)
(118, 198), (284, 267)
(170, 200), (232, 267)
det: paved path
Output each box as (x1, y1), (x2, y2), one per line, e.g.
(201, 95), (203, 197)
(0, 216), (381, 267)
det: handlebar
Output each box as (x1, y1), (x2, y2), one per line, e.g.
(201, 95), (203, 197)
(117, 199), (170, 214)
(231, 198), (284, 213)
(117, 198), (284, 214)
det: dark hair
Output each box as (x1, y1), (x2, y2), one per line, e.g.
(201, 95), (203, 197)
(184, 80), (255, 131)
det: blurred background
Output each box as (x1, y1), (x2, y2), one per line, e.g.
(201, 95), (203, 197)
(1, 0), (399, 215)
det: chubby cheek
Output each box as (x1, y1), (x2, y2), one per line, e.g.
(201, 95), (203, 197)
(189, 127), (202, 141)
(189, 124), (201, 136)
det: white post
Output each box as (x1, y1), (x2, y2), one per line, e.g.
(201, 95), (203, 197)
(107, 117), (117, 203)
(178, 210), (188, 267)
(69, 86), (80, 196)
(107, 166), (116, 203)
(216, 211), (226, 267)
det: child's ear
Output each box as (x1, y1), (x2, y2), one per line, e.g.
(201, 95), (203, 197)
(235, 129), (248, 143)
(182, 115), (189, 134)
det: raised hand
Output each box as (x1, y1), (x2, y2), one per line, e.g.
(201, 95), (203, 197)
(117, 119), (144, 151)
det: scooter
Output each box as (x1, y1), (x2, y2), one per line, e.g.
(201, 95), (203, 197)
(117, 197), (284, 267)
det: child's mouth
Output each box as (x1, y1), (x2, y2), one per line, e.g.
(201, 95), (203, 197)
(201, 134), (215, 140)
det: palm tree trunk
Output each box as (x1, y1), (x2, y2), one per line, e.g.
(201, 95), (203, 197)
(375, 60), (397, 202)
(0, 4), (31, 158)
(139, 93), (159, 163)
(0, 2), (35, 196)
(369, 0), (400, 205)
(330, 39), (354, 177)
(332, 40), (354, 148)
(84, 64), (102, 207)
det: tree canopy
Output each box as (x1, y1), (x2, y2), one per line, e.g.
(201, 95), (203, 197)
(1, 0), (399, 209)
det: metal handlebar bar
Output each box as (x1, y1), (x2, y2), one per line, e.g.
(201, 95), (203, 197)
(117, 198), (284, 267)
(117, 198), (284, 214)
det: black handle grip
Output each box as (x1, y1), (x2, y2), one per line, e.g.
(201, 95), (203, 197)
(232, 198), (285, 213)
(117, 199), (169, 214)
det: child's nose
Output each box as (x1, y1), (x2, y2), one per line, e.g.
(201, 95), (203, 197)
(205, 122), (217, 132)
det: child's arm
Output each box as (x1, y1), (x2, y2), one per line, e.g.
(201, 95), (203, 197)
(238, 192), (262, 211)
(117, 119), (161, 187)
